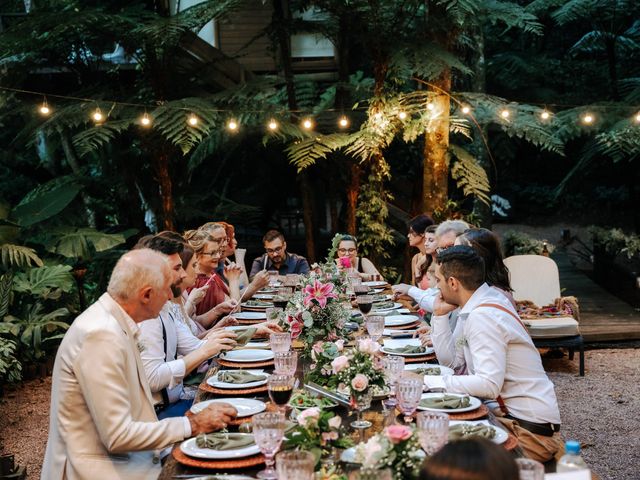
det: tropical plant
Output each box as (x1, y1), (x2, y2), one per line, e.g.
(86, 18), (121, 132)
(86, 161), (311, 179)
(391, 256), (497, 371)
(502, 231), (554, 257)
(0, 337), (22, 384)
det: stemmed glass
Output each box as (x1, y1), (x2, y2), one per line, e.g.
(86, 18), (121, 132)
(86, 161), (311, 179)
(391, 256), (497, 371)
(267, 374), (295, 413)
(276, 450), (316, 480)
(365, 315), (385, 342)
(397, 378), (423, 424)
(416, 411), (449, 456)
(253, 411), (286, 480)
(270, 332), (292, 353)
(274, 350), (298, 375)
(350, 389), (373, 442)
(356, 295), (373, 317)
(383, 355), (405, 407)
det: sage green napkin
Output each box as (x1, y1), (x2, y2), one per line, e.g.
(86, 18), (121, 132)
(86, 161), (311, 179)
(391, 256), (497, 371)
(420, 395), (471, 410)
(218, 370), (267, 384)
(386, 345), (426, 354)
(234, 327), (257, 347)
(195, 433), (255, 450)
(448, 424), (496, 441)
(414, 367), (441, 376)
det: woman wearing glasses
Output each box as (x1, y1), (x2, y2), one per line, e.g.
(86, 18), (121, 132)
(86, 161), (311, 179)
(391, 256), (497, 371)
(335, 234), (382, 281)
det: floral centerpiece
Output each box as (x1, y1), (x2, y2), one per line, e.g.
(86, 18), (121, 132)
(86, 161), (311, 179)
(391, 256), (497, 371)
(282, 407), (353, 467)
(354, 425), (425, 480)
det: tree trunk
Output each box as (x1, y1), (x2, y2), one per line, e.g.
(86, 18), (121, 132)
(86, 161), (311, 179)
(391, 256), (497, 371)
(59, 131), (96, 228)
(152, 150), (175, 231)
(345, 161), (361, 235)
(422, 71), (451, 215)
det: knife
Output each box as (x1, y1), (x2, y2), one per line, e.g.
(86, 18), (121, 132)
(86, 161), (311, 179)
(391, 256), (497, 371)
(304, 382), (351, 408)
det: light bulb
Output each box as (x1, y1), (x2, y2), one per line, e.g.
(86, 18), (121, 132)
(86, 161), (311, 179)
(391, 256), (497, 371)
(634, 112), (640, 123)
(582, 113), (594, 124)
(140, 113), (151, 126)
(302, 118), (313, 130)
(461, 106), (470, 114)
(427, 103), (435, 111)
(92, 109), (103, 122)
(398, 111), (407, 120)
(339, 116), (349, 127)
(540, 110), (550, 120)
(500, 109), (510, 119)
(227, 119), (238, 131)
(39, 104), (50, 115)
(188, 114), (198, 126)
(268, 119), (278, 130)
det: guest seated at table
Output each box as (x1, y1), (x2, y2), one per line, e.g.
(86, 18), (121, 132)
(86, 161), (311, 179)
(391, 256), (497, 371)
(42, 249), (238, 479)
(423, 246), (562, 462)
(199, 222), (243, 300)
(419, 438), (519, 480)
(335, 234), (383, 281)
(407, 214), (435, 286)
(249, 230), (310, 279)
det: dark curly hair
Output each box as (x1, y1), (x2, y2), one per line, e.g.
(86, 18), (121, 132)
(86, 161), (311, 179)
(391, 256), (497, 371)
(436, 245), (485, 290)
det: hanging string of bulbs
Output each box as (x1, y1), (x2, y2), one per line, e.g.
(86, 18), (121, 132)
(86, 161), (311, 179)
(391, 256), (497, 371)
(5, 85), (640, 132)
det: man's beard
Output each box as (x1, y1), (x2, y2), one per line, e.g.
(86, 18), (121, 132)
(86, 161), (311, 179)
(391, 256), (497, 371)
(170, 283), (182, 298)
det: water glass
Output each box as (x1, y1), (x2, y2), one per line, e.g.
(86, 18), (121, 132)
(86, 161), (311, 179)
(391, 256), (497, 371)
(516, 458), (545, 480)
(268, 271), (279, 287)
(274, 350), (298, 376)
(397, 378), (423, 424)
(366, 315), (385, 341)
(416, 411), (449, 456)
(253, 412), (286, 480)
(353, 285), (369, 296)
(270, 332), (292, 353)
(276, 450), (315, 480)
(284, 274), (299, 287)
(383, 355), (405, 406)
(265, 307), (283, 322)
(350, 389), (373, 442)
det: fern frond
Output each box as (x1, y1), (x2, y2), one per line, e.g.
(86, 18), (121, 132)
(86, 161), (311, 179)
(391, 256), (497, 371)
(449, 145), (491, 204)
(0, 244), (43, 269)
(286, 133), (352, 171)
(72, 120), (135, 157)
(482, 0), (544, 35)
(0, 272), (12, 318)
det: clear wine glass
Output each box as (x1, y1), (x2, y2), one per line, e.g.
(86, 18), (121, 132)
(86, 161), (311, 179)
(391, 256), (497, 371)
(416, 411), (449, 456)
(253, 411), (286, 480)
(356, 295), (373, 317)
(350, 389), (373, 442)
(276, 450), (316, 480)
(267, 374), (295, 413)
(270, 332), (292, 353)
(397, 378), (423, 424)
(383, 355), (405, 407)
(366, 315), (385, 342)
(273, 350), (298, 375)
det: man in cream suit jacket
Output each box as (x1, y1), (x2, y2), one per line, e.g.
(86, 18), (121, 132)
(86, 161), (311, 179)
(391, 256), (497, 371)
(42, 249), (238, 479)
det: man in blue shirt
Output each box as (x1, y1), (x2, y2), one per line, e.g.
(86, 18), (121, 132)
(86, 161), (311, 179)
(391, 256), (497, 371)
(249, 230), (310, 279)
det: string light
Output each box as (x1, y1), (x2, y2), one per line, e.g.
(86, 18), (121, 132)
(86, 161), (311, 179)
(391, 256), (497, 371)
(227, 119), (238, 131)
(500, 109), (510, 119)
(188, 114), (199, 126)
(426, 103), (435, 111)
(268, 119), (278, 131)
(582, 113), (594, 124)
(39, 99), (51, 115)
(461, 106), (470, 114)
(540, 110), (551, 120)
(302, 118), (314, 130)
(398, 111), (407, 120)
(140, 113), (151, 126)
(634, 112), (640, 123)
(92, 108), (104, 123)
(338, 116), (350, 128)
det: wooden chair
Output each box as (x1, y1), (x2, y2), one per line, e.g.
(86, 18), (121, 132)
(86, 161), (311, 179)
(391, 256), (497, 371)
(504, 255), (585, 376)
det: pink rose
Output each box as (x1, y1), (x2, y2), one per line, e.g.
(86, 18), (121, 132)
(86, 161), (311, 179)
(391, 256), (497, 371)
(297, 407), (321, 426)
(385, 425), (413, 444)
(289, 318), (303, 339)
(328, 415), (342, 429)
(358, 337), (380, 355)
(351, 374), (369, 392)
(331, 355), (349, 374)
(335, 339), (345, 352)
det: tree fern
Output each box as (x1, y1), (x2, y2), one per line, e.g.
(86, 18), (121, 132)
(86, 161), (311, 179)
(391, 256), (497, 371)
(285, 133), (352, 171)
(72, 119), (135, 157)
(449, 145), (491, 204)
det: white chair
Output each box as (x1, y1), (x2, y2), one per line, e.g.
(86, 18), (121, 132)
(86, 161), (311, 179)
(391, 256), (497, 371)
(504, 255), (585, 376)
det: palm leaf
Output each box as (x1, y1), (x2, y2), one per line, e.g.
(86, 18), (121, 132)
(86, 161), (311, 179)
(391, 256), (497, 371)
(11, 179), (81, 227)
(0, 272), (13, 318)
(0, 244), (43, 269)
(12, 265), (75, 297)
(46, 228), (126, 259)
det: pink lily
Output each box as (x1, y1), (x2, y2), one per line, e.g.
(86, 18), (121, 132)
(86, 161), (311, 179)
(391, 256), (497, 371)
(303, 279), (338, 308)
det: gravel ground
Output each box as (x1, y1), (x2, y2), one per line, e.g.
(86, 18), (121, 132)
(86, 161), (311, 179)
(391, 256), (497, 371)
(1, 348), (638, 479)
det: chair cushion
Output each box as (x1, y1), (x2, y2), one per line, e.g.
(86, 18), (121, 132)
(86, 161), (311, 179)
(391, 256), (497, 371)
(523, 317), (580, 338)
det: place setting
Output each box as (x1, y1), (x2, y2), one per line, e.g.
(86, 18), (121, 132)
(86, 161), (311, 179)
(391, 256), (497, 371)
(381, 338), (436, 363)
(201, 369), (270, 395)
(232, 311), (267, 324)
(417, 392), (490, 420)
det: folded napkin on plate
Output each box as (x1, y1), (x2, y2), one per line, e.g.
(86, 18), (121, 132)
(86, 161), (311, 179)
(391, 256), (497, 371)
(218, 370), (267, 384)
(420, 394), (470, 409)
(234, 327), (257, 347)
(414, 367), (441, 376)
(448, 424), (496, 441)
(195, 433), (255, 450)
(386, 345), (426, 354)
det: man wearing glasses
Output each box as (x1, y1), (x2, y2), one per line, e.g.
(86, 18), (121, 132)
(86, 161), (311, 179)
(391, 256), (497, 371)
(249, 230), (310, 279)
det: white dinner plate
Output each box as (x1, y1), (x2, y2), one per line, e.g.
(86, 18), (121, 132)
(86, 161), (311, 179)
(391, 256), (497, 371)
(233, 311), (267, 321)
(372, 302), (402, 313)
(449, 420), (508, 444)
(220, 349), (274, 363)
(384, 314), (420, 327)
(180, 436), (260, 460)
(190, 398), (267, 417)
(253, 293), (275, 300)
(418, 392), (482, 413)
(381, 338), (434, 357)
(363, 281), (388, 288)
(405, 363), (454, 376)
(207, 369), (269, 389)
(371, 288), (384, 294)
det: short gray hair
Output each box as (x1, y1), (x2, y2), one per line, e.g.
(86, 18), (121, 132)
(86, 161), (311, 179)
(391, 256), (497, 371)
(435, 220), (470, 239)
(107, 249), (169, 301)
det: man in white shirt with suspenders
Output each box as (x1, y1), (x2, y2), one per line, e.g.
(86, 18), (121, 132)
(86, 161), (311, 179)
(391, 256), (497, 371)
(424, 245), (562, 462)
